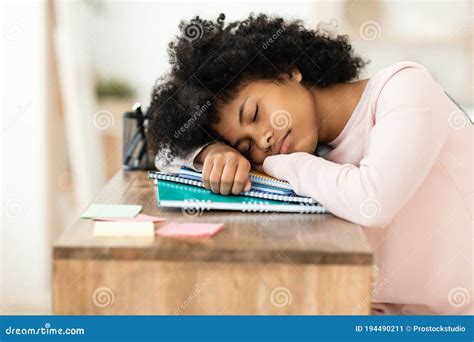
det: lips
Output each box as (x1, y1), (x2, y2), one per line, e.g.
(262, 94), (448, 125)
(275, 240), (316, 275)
(274, 130), (291, 154)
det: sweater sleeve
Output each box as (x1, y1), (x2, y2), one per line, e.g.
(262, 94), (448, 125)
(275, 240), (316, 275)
(263, 66), (451, 228)
(154, 143), (211, 173)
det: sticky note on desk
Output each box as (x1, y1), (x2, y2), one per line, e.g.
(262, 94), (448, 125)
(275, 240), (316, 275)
(94, 214), (165, 223)
(157, 222), (223, 238)
(94, 221), (154, 238)
(81, 204), (142, 219)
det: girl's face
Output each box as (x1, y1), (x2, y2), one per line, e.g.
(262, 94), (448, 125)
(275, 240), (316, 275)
(212, 71), (319, 169)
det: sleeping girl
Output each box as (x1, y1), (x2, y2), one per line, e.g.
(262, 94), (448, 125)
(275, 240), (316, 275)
(147, 13), (472, 315)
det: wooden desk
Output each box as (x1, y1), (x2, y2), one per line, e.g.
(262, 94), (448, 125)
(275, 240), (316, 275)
(53, 171), (373, 315)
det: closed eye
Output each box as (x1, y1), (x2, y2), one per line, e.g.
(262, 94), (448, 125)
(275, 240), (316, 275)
(253, 104), (259, 123)
(243, 104), (259, 155)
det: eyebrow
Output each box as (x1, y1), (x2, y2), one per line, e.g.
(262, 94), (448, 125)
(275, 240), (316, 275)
(238, 97), (249, 126)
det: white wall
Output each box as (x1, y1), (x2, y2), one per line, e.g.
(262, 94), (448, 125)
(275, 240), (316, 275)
(85, 0), (319, 105)
(1, 0), (49, 312)
(85, 0), (472, 109)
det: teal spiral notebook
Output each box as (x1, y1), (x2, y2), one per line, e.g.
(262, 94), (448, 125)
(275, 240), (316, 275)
(149, 173), (328, 214)
(149, 169), (317, 204)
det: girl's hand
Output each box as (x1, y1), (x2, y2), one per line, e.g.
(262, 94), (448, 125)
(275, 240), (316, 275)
(195, 142), (252, 195)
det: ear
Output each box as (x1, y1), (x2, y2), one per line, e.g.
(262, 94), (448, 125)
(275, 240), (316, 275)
(280, 67), (303, 83)
(288, 67), (302, 83)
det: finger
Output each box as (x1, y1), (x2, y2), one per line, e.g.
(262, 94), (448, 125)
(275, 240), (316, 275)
(231, 162), (251, 195)
(201, 158), (213, 190)
(220, 160), (238, 195)
(244, 179), (251, 192)
(209, 158), (225, 193)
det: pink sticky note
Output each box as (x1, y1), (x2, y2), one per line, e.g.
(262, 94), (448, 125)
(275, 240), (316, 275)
(157, 222), (223, 238)
(94, 214), (166, 223)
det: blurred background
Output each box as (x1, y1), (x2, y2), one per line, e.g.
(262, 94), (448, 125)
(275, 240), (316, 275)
(1, 0), (472, 314)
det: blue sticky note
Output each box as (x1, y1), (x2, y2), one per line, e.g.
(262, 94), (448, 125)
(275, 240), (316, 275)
(81, 204), (142, 219)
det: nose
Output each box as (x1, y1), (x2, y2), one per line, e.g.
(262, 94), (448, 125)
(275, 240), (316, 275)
(258, 130), (273, 152)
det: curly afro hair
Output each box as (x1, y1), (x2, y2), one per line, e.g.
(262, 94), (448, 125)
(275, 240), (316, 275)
(147, 13), (366, 165)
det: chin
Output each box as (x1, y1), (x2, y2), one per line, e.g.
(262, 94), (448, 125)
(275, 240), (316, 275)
(294, 143), (317, 154)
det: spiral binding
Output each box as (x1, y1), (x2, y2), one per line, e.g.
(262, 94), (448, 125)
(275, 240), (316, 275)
(248, 172), (293, 191)
(148, 172), (316, 204)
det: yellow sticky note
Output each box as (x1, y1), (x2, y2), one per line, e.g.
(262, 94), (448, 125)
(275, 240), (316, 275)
(93, 221), (154, 238)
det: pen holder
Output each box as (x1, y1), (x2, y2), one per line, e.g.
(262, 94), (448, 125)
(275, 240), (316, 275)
(122, 104), (154, 170)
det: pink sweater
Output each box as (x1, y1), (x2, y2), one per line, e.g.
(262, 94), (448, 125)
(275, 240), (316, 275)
(155, 62), (472, 314)
(263, 62), (472, 315)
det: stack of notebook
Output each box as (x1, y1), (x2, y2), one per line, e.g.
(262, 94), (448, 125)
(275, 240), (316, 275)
(148, 166), (327, 213)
